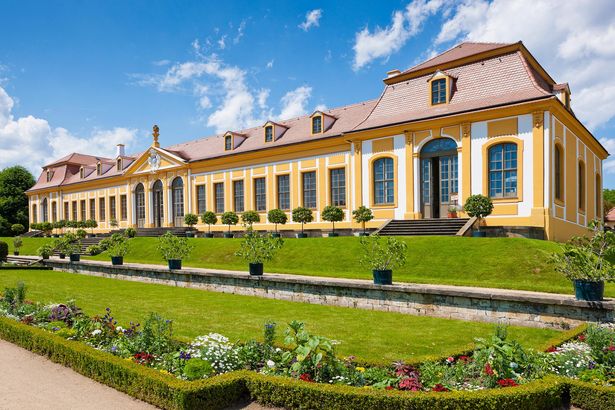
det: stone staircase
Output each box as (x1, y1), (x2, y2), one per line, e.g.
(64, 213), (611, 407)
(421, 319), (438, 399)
(377, 218), (469, 236)
(135, 227), (192, 237)
(52, 236), (105, 256)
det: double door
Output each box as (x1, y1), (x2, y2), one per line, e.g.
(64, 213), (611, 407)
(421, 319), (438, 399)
(420, 155), (458, 218)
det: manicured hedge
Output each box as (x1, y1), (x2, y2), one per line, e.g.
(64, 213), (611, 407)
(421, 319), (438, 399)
(0, 317), (613, 410)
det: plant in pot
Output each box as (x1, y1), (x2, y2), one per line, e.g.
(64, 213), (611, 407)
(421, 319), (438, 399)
(447, 205), (458, 218)
(37, 243), (54, 260)
(463, 194), (493, 237)
(352, 206), (373, 236)
(42, 221), (54, 237)
(108, 237), (129, 266)
(12, 236), (22, 256)
(267, 208), (287, 238)
(55, 232), (76, 259)
(551, 220), (615, 301)
(359, 234), (408, 285)
(201, 211), (217, 238)
(30, 223), (39, 233)
(221, 211), (239, 238)
(184, 213), (199, 237)
(76, 228), (87, 239)
(11, 224), (25, 236)
(322, 205), (344, 237)
(158, 231), (193, 270)
(292, 207), (313, 238)
(234, 228), (284, 276)
(125, 226), (136, 238)
(85, 219), (98, 237)
(109, 218), (119, 231)
(68, 237), (82, 262)
(241, 210), (260, 230)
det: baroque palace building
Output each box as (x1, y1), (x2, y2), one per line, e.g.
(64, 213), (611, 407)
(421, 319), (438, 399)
(27, 42), (608, 241)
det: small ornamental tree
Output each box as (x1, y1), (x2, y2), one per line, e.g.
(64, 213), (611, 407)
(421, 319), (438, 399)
(463, 194), (494, 231)
(184, 213), (199, 230)
(322, 205), (344, 235)
(41, 222), (53, 236)
(11, 224), (25, 236)
(241, 210), (261, 228)
(352, 206), (374, 235)
(235, 228), (284, 264)
(13, 236), (23, 254)
(292, 207), (313, 235)
(201, 211), (218, 234)
(85, 219), (98, 235)
(221, 211), (239, 234)
(267, 209), (288, 234)
(109, 218), (119, 229)
(157, 232), (193, 261)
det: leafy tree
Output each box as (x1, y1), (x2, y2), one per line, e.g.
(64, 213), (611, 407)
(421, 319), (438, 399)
(352, 206), (373, 234)
(291, 207), (313, 235)
(463, 194), (493, 231)
(322, 205), (344, 234)
(10, 223), (25, 235)
(221, 211), (239, 233)
(201, 211), (217, 234)
(0, 166), (35, 236)
(241, 210), (260, 227)
(267, 209), (288, 233)
(184, 213), (198, 229)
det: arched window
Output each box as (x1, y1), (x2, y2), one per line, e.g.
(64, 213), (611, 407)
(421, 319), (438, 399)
(373, 157), (394, 205)
(596, 174), (601, 218)
(488, 143), (517, 198)
(172, 177), (184, 225)
(578, 161), (585, 211)
(554, 144), (564, 201)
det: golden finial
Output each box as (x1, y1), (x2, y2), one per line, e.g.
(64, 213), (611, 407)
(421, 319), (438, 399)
(152, 124), (160, 147)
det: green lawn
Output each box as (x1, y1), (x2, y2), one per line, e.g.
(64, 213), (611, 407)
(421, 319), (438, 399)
(0, 269), (561, 364)
(0, 236), (54, 256)
(3, 235), (614, 297)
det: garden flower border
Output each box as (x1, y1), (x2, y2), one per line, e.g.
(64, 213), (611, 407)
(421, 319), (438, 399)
(0, 318), (613, 410)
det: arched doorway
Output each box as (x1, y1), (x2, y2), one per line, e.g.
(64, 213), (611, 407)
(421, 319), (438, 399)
(135, 183), (146, 228)
(152, 180), (164, 228)
(420, 138), (458, 218)
(171, 177), (184, 226)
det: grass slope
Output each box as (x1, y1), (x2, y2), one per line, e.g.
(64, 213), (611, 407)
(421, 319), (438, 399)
(5, 235), (614, 297)
(0, 269), (560, 363)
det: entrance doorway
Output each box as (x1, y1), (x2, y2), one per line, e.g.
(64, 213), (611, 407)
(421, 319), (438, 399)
(420, 138), (459, 219)
(152, 180), (164, 228)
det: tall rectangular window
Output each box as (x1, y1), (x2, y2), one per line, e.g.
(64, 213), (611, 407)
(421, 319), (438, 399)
(233, 180), (244, 212)
(431, 78), (447, 105)
(254, 178), (266, 211)
(330, 168), (346, 207)
(488, 143), (517, 198)
(214, 183), (224, 213)
(302, 171), (317, 208)
(89, 199), (96, 220)
(80, 200), (86, 221)
(224, 135), (232, 150)
(196, 185), (206, 214)
(265, 126), (273, 142)
(312, 116), (322, 134)
(64, 202), (69, 220)
(373, 158), (395, 205)
(120, 195), (127, 221)
(72, 201), (77, 221)
(51, 202), (57, 222)
(277, 175), (290, 210)
(99, 197), (106, 221)
(110, 196), (116, 220)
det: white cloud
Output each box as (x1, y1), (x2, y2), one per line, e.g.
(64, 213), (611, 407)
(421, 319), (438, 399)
(299, 9), (323, 31)
(352, 0), (447, 70)
(266, 59), (274, 69)
(234, 20), (246, 44)
(278, 86), (312, 120)
(0, 85), (138, 174)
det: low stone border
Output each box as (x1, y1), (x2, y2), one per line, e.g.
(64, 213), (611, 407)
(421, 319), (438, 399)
(13, 256), (615, 330)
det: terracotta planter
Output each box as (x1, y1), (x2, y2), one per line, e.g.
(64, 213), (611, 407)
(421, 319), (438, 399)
(448, 212), (457, 218)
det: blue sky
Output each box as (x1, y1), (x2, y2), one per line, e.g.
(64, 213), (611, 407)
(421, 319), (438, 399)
(1, 0), (614, 188)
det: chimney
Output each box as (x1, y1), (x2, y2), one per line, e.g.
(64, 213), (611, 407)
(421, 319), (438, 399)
(386, 69), (401, 78)
(116, 144), (125, 157)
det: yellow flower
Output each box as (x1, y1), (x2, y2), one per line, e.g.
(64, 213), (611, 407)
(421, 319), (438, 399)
(159, 370), (171, 375)
(356, 367), (366, 373)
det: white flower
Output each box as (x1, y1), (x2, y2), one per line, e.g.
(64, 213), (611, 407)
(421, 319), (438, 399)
(116, 326), (124, 333)
(91, 329), (102, 336)
(266, 360), (275, 368)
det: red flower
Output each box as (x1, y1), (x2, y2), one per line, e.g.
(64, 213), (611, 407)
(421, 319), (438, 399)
(607, 345), (615, 352)
(546, 346), (557, 353)
(132, 352), (155, 365)
(578, 334), (586, 342)
(446, 356), (455, 364)
(458, 355), (471, 364)
(497, 379), (518, 388)
(398, 376), (422, 391)
(432, 384), (449, 392)
(385, 386), (394, 390)
(299, 373), (313, 383)
(484, 363), (495, 376)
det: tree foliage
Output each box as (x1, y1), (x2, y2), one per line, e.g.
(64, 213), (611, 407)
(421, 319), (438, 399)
(0, 166), (35, 236)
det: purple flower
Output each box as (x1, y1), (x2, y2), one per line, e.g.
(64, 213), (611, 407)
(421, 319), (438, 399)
(111, 346), (117, 352)
(179, 351), (191, 360)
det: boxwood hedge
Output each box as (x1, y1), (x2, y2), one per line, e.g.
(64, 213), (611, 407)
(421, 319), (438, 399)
(0, 317), (612, 410)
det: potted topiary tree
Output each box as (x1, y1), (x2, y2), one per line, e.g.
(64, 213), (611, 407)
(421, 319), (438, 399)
(37, 243), (54, 260)
(322, 205), (344, 237)
(76, 228), (87, 239)
(69, 237), (82, 262)
(463, 194), (493, 237)
(241, 210), (261, 229)
(292, 207), (313, 238)
(11, 224), (25, 236)
(55, 232), (76, 260)
(108, 236), (130, 266)
(359, 234), (408, 285)
(30, 223), (40, 233)
(551, 220), (615, 301)
(12, 236), (22, 256)
(158, 231), (193, 270)
(85, 219), (98, 237)
(201, 211), (217, 238)
(125, 226), (136, 238)
(221, 211), (239, 238)
(235, 228), (284, 276)
(41, 222), (53, 237)
(352, 206), (373, 236)
(184, 213), (199, 238)
(267, 208), (287, 238)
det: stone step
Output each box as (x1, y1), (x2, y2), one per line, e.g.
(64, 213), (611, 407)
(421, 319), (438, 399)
(379, 218), (469, 236)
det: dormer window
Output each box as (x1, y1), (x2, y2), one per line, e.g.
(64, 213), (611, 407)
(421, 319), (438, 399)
(116, 158), (122, 171)
(312, 116), (322, 134)
(80, 167), (85, 179)
(265, 125), (273, 143)
(431, 78), (447, 105)
(225, 135), (233, 151)
(96, 162), (102, 176)
(46, 169), (52, 182)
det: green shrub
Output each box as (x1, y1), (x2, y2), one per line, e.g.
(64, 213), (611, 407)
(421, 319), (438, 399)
(322, 206), (344, 234)
(0, 241), (8, 262)
(76, 229), (87, 239)
(359, 234), (408, 271)
(267, 209), (287, 233)
(37, 243), (55, 258)
(158, 232), (193, 261)
(235, 228), (283, 264)
(241, 211), (260, 227)
(352, 206), (373, 234)
(291, 207), (313, 234)
(184, 214), (199, 229)
(184, 359), (215, 380)
(463, 195), (493, 231)
(201, 211), (218, 234)
(221, 212), (239, 233)
(13, 236), (23, 251)
(125, 227), (136, 238)
(569, 379), (615, 410)
(11, 224), (25, 235)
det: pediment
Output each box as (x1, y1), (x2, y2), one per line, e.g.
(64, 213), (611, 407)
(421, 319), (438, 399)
(124, 147), (187, 175)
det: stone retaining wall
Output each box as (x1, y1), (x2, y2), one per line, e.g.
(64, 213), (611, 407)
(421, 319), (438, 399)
(42, 259), (614, 330)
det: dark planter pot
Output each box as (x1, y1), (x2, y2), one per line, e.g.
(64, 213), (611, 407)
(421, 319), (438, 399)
(472, 231), (486, 237)
(358, 232), (370, 237)
(204, 233), (214, 238)
(13, 251), (19, 256)
(373, 269), (393, 285)
(42, 255), (50, 260)
(296, 233), (308, 238)
(69, 253), (80, 262)
(328, 232), (339, 237)
(249, 262), (264, 276)
(52, 234), (59, 238)
(224, 233), (234, 238)
(573, 280), (604, 301)
(59, 253), (65, 259)
(168, 259), (182, 270)
(185, 231), (195, 238)
(271, 233), (281, 238)
(111, 256), (124, 266)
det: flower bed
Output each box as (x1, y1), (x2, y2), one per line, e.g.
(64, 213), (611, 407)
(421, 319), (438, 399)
(0, 282), (614, 409)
